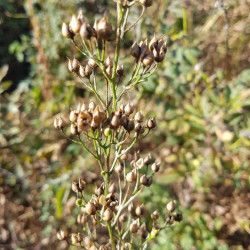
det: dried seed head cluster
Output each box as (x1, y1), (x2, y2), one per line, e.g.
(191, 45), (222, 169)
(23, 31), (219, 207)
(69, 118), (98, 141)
(55, 2), (181, 249)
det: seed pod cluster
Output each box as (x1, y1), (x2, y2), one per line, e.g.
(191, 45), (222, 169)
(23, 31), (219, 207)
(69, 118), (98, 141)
(54, 116), (67, 130)
(62, 11), (113, 41)
(69, 102), (107, 134)
(131, 36), (167, 65)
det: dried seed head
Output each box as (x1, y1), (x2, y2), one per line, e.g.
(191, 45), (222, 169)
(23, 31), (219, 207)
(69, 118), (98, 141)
(102, 207), (113, 221)
(128, 202), (134, 213)
(120, 150), (128, 161)
(142, 52), (155, 67)
(106, 65), (113, 77)
(88, 58), (97, 68)
(69, 110), (78, 122)
(151, 162), (160, 172)
(69, 15), (81, 34)
(96, 16), (113, 40)
(77, 9), (85, 23)
(151, 210), (160, 220)
(116, 64), (124, 77)
(108, 183), (116, 193)
(77, 214), (88, 225)
(119, 213), (128, 223)
(135, 123), (145, 135)
(79, 65), (85, 77)
(67, 58), (73, 72)
(72, 181), (79, 193)
(149, 35), (158, 50)
(130, 219), (140, 233)
(140, 174), (148, 186)
(146, 176), (153, 186)
(125, 119), (135, 133)
(144, 154), (152, 165)
(110, 115), (120, 129)
(78, 178), (86, 191)
(85, 64), (93, 78)
(147, 117), (157, 129)
(85, 202), (97, 215)
(70, 123), (78, 135)
(54, 116), (67, 129)
(173, 212), (182, 222)
(57, 229), (68, 240)
(136, 158), (144, 169)
(139, 0), (153, 7)
(105, 56), (113, 68)
(99, 194), (105, 205)
(80, 22), (93, 40)
(62, 23), (73, 38)
(134, 111), (144, 123)
(135, 204), (144, 217)
(72, 58), (80, 73)
(166, 201), (176, 213)
(126, 169), (137, 183)
(124, 103), (134, 115)
(115, 163), (124, 174)
(88, 101), (96, 112)
(131, 41), (140, 59)
(139, 223), (148, 238)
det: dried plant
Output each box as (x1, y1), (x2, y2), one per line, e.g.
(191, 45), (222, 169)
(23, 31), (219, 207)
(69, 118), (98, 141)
(55, 1), (181, 249)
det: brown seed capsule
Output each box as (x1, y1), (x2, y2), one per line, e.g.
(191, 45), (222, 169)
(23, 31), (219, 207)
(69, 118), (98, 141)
(96, 16), (113, 40)
(54, 116), (66, 129)
(102, 207), (113, 221)
(124, 103), (134, 115)
(135, 204), (144, 217)
(85, 202), (97, 215)
(89, 101), (96, 112)
(85, 64), (93, 78)
(79, 65), (85, 77)
(134, 111), (144, 123)
(69, 15), (81, 34)
(135, 123), (145, 135)
(138, 223), (148, 238)
(146, 176), (153, 186)
(108, 183), (116, 193)
(147, 117), (157, 129)
(139, 0), (153, 7)
(125, 120), (135, 132)
(131, 41), (140, 59)
(116, 64), (124, 77)
(62, 23), (73, 38)
(144, 154), (152, 165)
(173, 213), (182, 222)
(70, 123), (78, 135)
(78, 179), (86, 191)
(67, 58), (74, 72)
(115, 163), (124, 174)
(128, 202), (134, 213)
(130, 219), (140, 233)
(126, 169), (137, 183)
(166, 201), (176, 213)
(57, 229), (68, 240)
(142, 52), (155, 67)
(80, 22), (91, 40)
(106, 65), (113, 77)
(88, 58), (97, 68)
(140, 174), (148, 186)
(120, 150), (128, 161)
(135, 158), (143, 169)
(77, 214), (88, 225)
(151, 162), (160, 172)
(69, 110), (78, 122)
(149, 35), (158, 50)
(110, 115), (120, 129)
(84, 236), (94, 248)
(72, 58), (80, 73)
(119, 213), (128, 223)
(104, 56), (113, 68)
(72, 181), (79, 193)
(151, 210), (160, 220)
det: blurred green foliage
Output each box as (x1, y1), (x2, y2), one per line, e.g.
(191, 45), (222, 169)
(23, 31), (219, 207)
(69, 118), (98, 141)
(0, 0), (249, 249)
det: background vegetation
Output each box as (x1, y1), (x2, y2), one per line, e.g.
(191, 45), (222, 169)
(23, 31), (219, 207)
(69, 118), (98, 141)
(0, 0), (249, 249)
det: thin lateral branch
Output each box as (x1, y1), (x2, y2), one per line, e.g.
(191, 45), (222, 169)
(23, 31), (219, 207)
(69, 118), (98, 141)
(124, 6), (145, 33)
